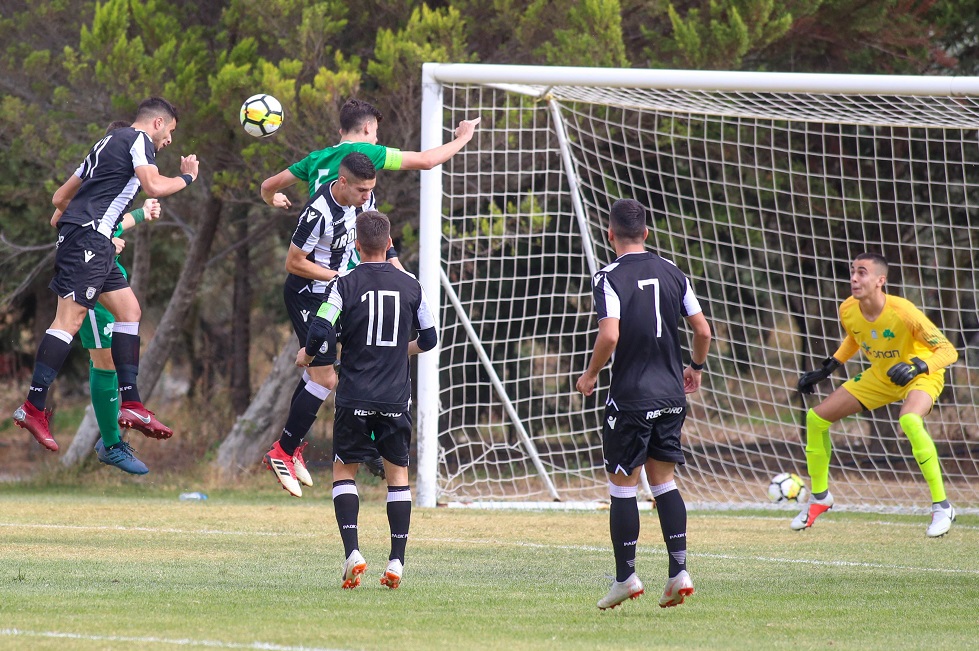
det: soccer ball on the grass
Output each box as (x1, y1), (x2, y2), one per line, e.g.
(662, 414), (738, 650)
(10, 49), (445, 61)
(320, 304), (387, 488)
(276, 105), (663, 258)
(239, 94), (283, 138)
(767, 472), (808, 503)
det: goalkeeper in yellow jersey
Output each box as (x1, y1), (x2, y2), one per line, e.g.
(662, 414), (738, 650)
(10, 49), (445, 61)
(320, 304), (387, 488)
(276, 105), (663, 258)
(794, 253), (958, 537)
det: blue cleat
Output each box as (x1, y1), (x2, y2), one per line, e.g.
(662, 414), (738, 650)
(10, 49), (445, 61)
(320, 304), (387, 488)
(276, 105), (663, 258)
(95, 439), (149, 475)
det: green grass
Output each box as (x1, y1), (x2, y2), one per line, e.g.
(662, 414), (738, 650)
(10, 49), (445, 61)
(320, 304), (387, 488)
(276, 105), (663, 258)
(1, 488), (977, 651)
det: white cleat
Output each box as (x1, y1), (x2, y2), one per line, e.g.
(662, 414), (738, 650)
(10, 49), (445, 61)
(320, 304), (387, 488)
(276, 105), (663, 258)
(380, 559), (403, 589)
(342, 550), (367, 589)
(597, 573), (644, 610)
(791, 491), (835, 531)
(293, 442), (313, 487)
(926, 503), (955, 538)
(659, 570), (694, 608)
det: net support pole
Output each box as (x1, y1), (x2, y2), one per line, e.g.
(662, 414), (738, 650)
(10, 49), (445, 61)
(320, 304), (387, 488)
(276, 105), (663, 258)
(440, 269), (563, 501)
(547, 98), (655, 502)
(416, 63), (443, 508)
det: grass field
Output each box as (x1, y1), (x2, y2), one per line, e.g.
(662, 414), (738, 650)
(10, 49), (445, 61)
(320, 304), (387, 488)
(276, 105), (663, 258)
(1, 485), (977, 651)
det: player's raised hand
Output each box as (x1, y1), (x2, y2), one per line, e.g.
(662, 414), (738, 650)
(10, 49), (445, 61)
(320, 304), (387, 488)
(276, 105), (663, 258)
(142, 198), (162, 221)
(797, 356), (842, 394)
(180, 154), (199, 180)
(272, 192), (292, 209)
(455, 116), (481, 140)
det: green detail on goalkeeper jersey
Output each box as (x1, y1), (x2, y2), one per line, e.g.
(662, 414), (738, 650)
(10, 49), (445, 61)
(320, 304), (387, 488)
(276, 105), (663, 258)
(287, 141), (402, 196)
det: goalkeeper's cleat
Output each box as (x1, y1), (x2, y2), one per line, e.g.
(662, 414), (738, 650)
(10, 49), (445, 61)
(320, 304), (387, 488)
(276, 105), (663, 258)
(342, 550), (367, 589)
(293, 442), (313, 487)
(118, 401), (173, 440)
(95, 439), (148, 475)
(364, 455), (386, 479)
(926, 503), (955, 538)
(659, 570), (694, 608)
(264, 441), (302, 497)
(380, 559), (403, 589)
(597, 573), (644, 610)
(790, 491), (835, 531)
(13, 401), (58, 451)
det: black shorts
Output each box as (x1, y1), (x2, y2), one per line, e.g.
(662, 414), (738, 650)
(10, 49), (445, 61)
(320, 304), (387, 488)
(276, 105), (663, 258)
(333, 406), (412, 467)
(283, 285), (335, 366)
(602, 404), (686, 476)
(49, 224), (128, 309)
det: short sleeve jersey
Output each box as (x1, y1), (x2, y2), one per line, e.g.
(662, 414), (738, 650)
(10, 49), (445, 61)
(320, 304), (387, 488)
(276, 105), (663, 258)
(317, 263), (437, 412)
(593, 251), (703, 411)
(288, 141), (402, 196)
(835, 295), (957, 379)
(60, 127), (155, 235)
(285, 180), (377, 294)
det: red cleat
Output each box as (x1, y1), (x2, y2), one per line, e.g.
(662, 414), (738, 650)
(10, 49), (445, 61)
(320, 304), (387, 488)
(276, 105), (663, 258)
(264, 441), (302, 497)
(118, 401), (173, 439)
(13, 401), (58, 452)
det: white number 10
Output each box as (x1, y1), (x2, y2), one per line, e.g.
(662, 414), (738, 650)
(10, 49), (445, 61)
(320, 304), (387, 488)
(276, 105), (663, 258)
(637, 278), (662, 337)
(362, 290), (401, 347)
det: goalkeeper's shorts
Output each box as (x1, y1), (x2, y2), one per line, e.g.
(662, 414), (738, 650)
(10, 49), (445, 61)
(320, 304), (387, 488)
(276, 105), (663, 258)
(842, 367), (944, 411)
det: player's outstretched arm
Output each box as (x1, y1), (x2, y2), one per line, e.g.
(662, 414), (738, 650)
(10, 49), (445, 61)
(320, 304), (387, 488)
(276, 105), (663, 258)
(261, 169), (297, 209)
(797, 356), (843, 394)
(399, 117), (480, 170)
(135, 155), (199, 198)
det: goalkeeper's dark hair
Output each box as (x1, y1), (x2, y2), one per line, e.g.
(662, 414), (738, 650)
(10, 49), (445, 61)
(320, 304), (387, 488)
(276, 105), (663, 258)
(338, 152), (377, 182)
(854, 252), (888, 274)
(135, 97), (178, 123)
(105, 120), (129, 135)
(609, 199), (648, 242)
(356, 211), (391, 255)
(339, 98), (383, 133)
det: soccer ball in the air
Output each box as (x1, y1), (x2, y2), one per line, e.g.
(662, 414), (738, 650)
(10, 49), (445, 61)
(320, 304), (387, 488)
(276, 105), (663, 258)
(239, 94), (283, 138)
(767, 472), (808, 503)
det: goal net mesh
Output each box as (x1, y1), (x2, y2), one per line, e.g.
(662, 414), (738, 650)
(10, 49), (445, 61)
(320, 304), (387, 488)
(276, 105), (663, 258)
(431, 79), (979, 512)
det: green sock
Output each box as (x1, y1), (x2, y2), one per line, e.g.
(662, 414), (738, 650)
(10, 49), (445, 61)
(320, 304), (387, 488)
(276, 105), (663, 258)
(805, 409), (833, 495)
(899, 413), (946, 503)
(90, 363), (121, 447)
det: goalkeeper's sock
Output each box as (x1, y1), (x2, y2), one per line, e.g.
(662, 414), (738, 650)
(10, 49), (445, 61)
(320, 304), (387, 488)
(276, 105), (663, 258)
(386, 485), (411, 564)
(332, 480), (360, 557)
(805, 409), (833, 495)
(608, 483), (639, 583)
(279, 380), (328, 456)
(899, 413), (947, 503)
(89, 363), (121, 447)
(652, 481), (687, 578)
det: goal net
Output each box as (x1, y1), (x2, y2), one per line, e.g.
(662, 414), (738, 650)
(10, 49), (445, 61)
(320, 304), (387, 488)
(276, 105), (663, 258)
(416, 64), (979, 513)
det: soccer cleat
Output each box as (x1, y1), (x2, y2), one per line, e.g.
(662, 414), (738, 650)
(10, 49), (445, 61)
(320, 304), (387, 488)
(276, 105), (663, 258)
(13, 401), (58, 452)
(364, 455), (386, 479)
(342, 550), (367, 589)
(293, 442), (313, 487)
(659, 570), (695, 608)
(790, 491), (835, 531)
(926, 503), (955, 538)
(95, 439), (149, 475)
(597, 573), (644, 610)
(264, 441), (302, 497)
(380, 559), (403, 589)
(118, 401), (173, 440)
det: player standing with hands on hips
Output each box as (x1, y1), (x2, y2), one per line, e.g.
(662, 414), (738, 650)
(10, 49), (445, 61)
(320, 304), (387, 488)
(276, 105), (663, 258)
(795, 253), (958, 536)
(576, 199), (712, 611)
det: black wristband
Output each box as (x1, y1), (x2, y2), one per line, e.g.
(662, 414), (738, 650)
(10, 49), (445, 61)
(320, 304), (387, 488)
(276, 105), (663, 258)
(690, 360), (705, 371)
(180, 173), (194, 186)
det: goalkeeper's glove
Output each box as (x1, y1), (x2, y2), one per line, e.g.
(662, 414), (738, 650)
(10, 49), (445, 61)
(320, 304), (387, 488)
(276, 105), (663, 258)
(886, 357), (928, 387)
(797, 356), (842, 394)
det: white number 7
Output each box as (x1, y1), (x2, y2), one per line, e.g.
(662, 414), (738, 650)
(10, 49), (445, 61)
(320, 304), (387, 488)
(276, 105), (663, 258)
(637, 278), (662, 337)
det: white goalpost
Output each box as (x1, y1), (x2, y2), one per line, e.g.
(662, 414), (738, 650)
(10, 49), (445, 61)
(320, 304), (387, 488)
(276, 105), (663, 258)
(416, 63), (979, 513)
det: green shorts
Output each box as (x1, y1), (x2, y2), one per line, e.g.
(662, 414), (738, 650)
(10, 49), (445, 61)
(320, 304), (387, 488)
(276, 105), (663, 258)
(78, 302), (114, 350)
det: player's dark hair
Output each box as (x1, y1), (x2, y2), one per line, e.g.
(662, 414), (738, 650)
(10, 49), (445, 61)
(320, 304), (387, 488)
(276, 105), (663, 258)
(339, 98), (383, 133)
(356, 211), (391, 255)
(855, 252), (888, 274)
(135, 97), (178, 123)
(609, 199), (648, 242)
(339, 152), (377, 182)
(105, 120), (130, 135)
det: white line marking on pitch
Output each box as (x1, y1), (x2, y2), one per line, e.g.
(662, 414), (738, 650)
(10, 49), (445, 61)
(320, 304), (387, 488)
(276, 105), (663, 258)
(0, 628), (350, 651)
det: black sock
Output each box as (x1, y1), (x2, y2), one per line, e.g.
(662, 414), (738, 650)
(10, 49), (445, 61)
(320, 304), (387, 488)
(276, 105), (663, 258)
(386, 485), (411, 563)
(111, 332), (141, 404)
(610, 495), (640, 582)
(332, 480), (359, 557)
(27, 332), (73, 410)
(654, 486), (688, 578)
(289, 376), (307, 406)
(279, 386), (323, 456)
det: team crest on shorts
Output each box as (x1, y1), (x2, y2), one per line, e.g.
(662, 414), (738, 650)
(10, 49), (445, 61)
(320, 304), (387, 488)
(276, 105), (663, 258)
(86, 287), (96, 300)
(319, 341), (329, 354)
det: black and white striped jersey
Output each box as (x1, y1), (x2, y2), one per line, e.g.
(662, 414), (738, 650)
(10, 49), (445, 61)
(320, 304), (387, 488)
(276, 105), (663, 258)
(59, 127), (154, 237)
(593, 250), (703, 410)
(284, 180), (376, 294)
